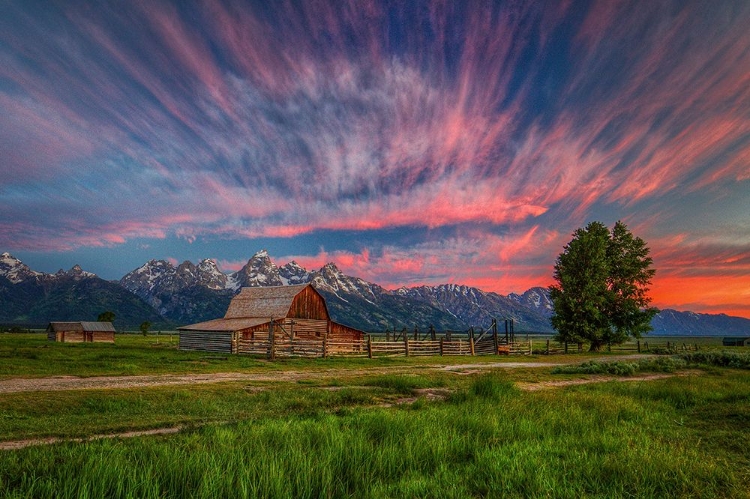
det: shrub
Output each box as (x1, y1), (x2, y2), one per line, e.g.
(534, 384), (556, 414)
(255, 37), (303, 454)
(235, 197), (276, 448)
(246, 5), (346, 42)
(552, 357), (687, 376)
(636, 356), (687, 373)
(678, 351), (750, 370)
(552, 360), (638, 376)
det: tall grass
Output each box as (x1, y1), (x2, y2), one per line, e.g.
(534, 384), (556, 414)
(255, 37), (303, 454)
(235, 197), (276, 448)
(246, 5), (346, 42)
(2, 372), (747, 498)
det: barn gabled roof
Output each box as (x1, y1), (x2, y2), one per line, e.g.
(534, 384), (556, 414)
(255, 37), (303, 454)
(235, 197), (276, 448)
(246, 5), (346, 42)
(179, 317), (270, 332)
(47, 321), (115, 332)
(224, 283), (311, 319)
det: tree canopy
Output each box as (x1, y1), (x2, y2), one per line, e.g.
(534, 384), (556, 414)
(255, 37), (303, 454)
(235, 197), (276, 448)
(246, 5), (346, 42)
(97, 310), (116, 323)
(549, 221), (658, 351)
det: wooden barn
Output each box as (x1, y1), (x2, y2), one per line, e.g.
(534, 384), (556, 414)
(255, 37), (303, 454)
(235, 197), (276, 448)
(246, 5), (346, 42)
(47, 321), (116, 343)
(178, 284), (364, 354)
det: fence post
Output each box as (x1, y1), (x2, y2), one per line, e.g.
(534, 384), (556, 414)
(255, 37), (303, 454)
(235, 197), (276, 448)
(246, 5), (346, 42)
(367, 335), (372, 359)
(546, 339), (550, 355)
(439, 337), (444, 356)
(637, 340), (641, 353)
(268, 320), (276, 361)
(404, 335), (410, 357)
(470, 337), (475, 356)
(430, 325), (436, 341)
(414, 326), (418, 341)
(564, 341), (568, 354)
(529, 339), (532, 355)
(492, 319), (499, 355)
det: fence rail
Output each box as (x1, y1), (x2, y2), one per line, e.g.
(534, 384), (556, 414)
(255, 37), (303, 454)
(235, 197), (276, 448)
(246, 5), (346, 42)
(234, 332), (535, 359)
(527, 339), (703, 355)
(230, 320), (703, 359)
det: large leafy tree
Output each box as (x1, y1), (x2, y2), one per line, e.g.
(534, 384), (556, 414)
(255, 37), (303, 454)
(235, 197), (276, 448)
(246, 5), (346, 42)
(97, 310), (115, 323)
(550, 221), (658, 351)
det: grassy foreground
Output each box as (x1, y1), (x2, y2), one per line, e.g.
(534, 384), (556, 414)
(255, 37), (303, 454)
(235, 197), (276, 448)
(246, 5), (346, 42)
(2, 333), (749, 497)
(2, 369), (749, 498)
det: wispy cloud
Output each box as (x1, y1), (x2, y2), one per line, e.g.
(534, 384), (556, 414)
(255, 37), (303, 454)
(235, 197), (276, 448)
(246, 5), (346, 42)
(0, 0), (748, 316)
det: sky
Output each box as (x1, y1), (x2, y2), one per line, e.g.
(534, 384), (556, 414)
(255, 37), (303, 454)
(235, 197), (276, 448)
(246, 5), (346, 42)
(0, 0), (748, 318)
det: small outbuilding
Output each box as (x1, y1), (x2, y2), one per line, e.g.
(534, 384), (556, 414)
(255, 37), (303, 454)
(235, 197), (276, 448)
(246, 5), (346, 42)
(178, 284), (364, 354)
(47, 321), (116, 343)
(722, 337), (749, 347)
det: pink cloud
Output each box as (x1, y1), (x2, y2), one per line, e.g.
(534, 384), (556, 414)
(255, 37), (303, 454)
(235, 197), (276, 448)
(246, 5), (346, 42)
(1, 1), (748, 320)
(213, 259), (245, 272)
(278, 227), (561, 295)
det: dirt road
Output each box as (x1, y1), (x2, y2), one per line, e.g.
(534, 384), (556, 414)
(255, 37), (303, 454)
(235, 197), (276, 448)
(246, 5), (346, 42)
(1, 355), (684, 451)
(0, 355), (655, 394)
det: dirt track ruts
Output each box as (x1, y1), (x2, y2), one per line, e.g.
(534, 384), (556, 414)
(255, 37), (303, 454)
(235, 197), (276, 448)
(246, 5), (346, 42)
(0, 355), (655, 394)
(2, 355), (682, 451)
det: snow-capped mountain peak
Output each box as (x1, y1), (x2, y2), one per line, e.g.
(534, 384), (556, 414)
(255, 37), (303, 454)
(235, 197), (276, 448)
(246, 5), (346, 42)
(195, 259), (227, 290)
(66, 264), (96, 279)
(0, 252), (41, 283)
(507, 287), (554, 317)
(279, 260), (312, 285)
(229, 250), (283, 289)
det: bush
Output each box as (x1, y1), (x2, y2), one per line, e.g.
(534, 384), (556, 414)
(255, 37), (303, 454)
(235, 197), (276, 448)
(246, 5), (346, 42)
(678, 351), (750, 370)
(552, 357), (687, 376)
(552, 360), (638, 376)
(648, 346), (675, 355)
(635, 357), (687, 373)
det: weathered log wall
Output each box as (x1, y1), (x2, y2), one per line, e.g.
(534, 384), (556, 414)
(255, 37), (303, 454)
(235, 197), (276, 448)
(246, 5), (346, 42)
(91, 332), (115, 343)
(179, 331), (235, 353)
(58, 331), (85, 343)
(48, 330), (115, 343)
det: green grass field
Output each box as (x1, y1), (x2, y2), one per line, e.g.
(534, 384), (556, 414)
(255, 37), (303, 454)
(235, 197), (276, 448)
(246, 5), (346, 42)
(1, 333), (749, 497)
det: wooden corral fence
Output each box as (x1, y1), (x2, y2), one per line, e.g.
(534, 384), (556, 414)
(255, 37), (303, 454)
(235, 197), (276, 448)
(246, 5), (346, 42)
(235, 331), (369, 359)
(234, 318), (534, 359)
(532, 339), (702, 355)
(639, 341), (700, 353)
(605, 340), (699, 354)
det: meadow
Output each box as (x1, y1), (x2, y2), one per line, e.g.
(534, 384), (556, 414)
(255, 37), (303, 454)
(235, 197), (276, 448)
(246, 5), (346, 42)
(0, 333), (748, 498)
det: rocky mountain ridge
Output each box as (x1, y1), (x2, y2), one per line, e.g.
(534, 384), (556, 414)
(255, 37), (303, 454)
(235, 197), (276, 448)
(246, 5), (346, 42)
(0, 253), (164, 328)
(2, 251), (749, 336)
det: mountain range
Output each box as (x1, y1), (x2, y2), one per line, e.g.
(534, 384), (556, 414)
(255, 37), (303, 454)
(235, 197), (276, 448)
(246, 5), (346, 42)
(1, 251), (749, 336)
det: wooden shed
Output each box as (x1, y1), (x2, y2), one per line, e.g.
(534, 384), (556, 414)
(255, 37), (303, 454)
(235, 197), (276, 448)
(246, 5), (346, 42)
(47, 321), (116, 343)
(178, 284), (364, 354)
